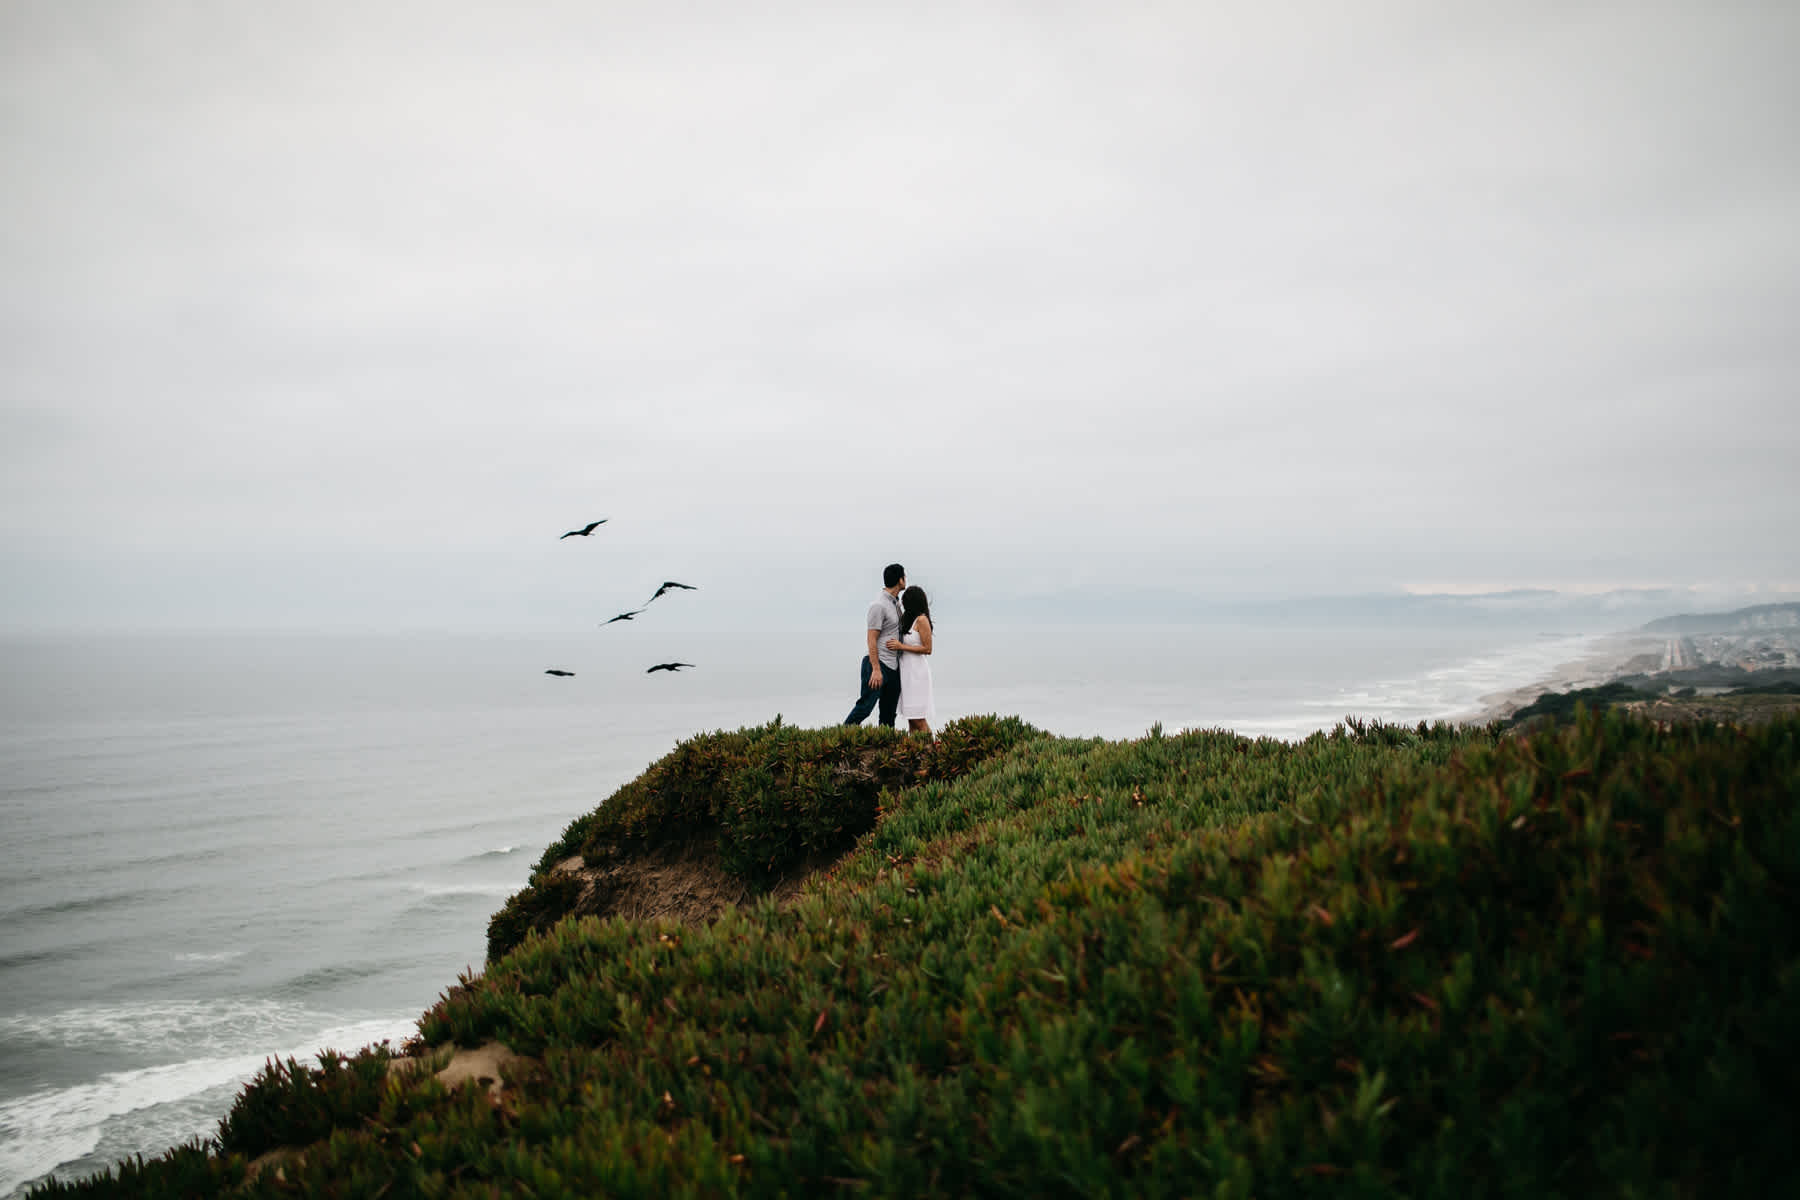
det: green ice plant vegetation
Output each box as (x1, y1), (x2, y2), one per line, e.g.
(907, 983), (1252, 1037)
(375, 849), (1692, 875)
(214, 1046), (400, 1158)
(30, 708), (1800, 1197)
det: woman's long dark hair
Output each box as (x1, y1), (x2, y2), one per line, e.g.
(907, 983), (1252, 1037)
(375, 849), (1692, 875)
(899, 586), (932, 637)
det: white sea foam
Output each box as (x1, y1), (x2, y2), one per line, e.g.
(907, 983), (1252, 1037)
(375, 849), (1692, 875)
(452, 843), (530, 865)
(0, 999), (306, 1056)
(1294, 635), (1601, 726)
(0, 1014), (415, 1198)
(1193, 634), (1605, 741)
(172, 950), (246, 964)
(1219, 714), (1347, 741)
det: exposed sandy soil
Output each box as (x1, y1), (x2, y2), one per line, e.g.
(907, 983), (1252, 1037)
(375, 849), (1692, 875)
(423, 1041), (523, 1104)
(541, 836), (838, 930)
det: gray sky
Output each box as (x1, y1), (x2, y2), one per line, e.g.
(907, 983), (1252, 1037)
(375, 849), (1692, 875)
(3, 0), (1797, 631)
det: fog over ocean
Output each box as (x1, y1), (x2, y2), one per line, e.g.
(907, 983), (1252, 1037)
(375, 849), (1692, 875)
(0, 624), (1604, 1195)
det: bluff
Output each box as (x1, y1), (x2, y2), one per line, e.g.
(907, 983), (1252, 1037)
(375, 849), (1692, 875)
(1640, 600), (1800, 633)
(32, 711), (1800, 1197)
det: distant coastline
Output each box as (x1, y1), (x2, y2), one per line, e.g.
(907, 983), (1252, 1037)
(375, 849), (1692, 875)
(1454, 632), (1665, 725)
(1455, 601), (1800, 725)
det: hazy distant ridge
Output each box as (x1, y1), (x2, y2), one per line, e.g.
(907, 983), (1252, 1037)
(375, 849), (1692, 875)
(995, 587), (1775, 631)
(1639, 602), (1800, 634)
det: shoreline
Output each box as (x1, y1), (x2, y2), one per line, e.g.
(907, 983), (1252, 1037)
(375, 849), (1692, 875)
(1447, 631), (1667, 726)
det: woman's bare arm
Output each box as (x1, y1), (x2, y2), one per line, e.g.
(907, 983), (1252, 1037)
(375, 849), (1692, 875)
(885, 616), (931, 655)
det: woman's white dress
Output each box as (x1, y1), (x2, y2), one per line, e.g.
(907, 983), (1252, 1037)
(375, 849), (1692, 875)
(897, 624), (935, 722)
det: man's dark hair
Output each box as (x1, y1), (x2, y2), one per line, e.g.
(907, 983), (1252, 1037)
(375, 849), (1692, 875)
(883, 563), (906, 588)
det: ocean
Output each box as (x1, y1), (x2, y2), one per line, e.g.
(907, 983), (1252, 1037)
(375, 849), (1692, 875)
(0, 624), (1600, 1195)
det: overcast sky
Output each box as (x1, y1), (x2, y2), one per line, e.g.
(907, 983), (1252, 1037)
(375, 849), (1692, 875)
(3, 0), (1796, 631)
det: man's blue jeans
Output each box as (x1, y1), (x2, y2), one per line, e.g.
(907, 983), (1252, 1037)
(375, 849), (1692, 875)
(844, 655), (901, 728)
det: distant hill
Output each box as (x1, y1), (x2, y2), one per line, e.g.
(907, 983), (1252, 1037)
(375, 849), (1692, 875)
(989, 587), (1711, 631)
(1640, 602), (1800, 634)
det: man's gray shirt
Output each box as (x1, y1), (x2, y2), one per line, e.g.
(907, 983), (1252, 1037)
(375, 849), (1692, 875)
(867, 591), (902, 670)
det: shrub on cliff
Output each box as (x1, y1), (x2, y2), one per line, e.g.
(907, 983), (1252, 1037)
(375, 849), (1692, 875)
(215, 1045), (401, 1160)
(486, 713), (1045, 961)
(1505, 681), (1650, 726)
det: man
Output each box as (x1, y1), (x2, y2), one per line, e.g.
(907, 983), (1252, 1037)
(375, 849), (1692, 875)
(844, 562), (905, 728)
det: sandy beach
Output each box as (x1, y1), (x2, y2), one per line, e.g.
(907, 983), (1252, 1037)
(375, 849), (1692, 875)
(1450, 632), (1670, 726)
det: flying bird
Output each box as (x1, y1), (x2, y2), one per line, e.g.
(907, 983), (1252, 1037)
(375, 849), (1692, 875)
(559, 520), (607, 539)
(544, 669), (575, 677)
(646, 662), (695, 673)
(603, 609), (644, 625)
(647, 581), (698, 603)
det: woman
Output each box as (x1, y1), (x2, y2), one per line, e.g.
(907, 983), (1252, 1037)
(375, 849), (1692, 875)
(885, 585), (935, 736)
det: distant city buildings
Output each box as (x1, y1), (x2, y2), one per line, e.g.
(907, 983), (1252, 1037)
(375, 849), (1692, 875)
(1663, 631), (1800, 675)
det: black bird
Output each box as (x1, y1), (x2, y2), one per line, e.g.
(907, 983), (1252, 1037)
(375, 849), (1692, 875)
(603, 609), (643, 625)
(559, 520), (607, 539)
(544, 669), (575, 677)
(646, 662), (695, 674)
(646, 581), (698, 604)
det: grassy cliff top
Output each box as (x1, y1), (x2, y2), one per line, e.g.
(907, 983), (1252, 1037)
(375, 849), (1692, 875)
(35, 711), (1800, 1198)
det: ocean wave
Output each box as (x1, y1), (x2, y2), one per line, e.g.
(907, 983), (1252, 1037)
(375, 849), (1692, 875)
(403, 814), (532, 842)
(0, 1000), (308, 1056)
(275, 963), (393, 1000)
(330, 842), (533, 888)
(1257, 634), (1603, 736)
(171, 950), (246, 964)
(1214, 716), (1342, 741)
(0, 1014), (415, 1198)
(404, 882), (517, 899)
(6, 890), (151, 922)
(0, 946), (77, 973)
(109, 846), (232, 873)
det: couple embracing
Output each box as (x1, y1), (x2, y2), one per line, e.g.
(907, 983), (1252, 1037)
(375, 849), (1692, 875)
(843, 562), (935, 736)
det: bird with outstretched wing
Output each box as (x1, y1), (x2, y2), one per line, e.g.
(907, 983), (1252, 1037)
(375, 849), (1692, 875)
(646, 662), (694, 673)
(646, 581), (698, 604)
(559, 520), (607, 539)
